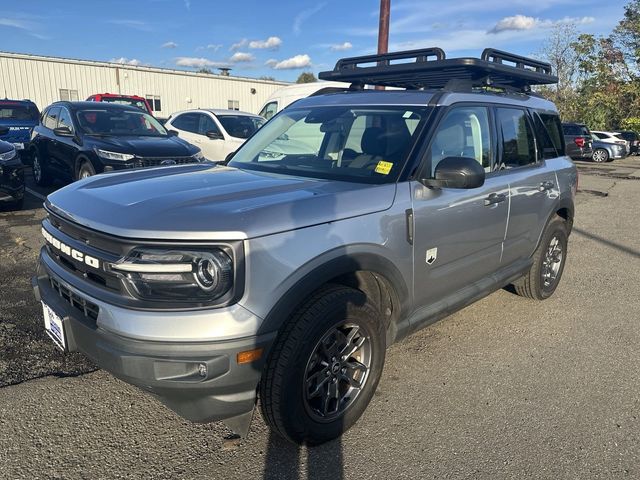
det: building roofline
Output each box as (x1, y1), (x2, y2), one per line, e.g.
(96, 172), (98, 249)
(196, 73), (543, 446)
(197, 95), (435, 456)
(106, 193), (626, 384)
(0, 51), (290, 86)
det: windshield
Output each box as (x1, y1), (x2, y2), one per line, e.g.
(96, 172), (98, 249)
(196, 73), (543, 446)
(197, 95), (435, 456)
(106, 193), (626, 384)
(0, 103), (40, 121)
(217, 115), (265, 139)
(228, 106), (428, 183)
(99, 96), (149, 112)
(76, 108), (167, 136)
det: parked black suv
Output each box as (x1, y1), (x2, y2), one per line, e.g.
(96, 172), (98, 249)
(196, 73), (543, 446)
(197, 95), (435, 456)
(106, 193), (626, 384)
(562, 122), (593, 160)
(30, 102), (203, 186)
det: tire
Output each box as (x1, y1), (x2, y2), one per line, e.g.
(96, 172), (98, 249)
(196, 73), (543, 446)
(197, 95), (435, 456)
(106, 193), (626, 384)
(260, 284), (386, 445)
(592, 148), (609, 163)
(32, 149), (52, 187)
(513, 216), (568, 300)
(76, 160), (96, 181)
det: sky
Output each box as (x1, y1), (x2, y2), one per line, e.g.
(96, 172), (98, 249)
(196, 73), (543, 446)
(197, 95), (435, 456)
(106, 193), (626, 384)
(0, 0), (629, 82)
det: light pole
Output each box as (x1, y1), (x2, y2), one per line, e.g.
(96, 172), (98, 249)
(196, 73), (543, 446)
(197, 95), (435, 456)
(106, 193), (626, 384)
(376, 0), (390, 90)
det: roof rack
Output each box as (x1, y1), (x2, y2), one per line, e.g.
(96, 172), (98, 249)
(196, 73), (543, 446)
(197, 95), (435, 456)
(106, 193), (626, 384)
(319, 48), (557, 93)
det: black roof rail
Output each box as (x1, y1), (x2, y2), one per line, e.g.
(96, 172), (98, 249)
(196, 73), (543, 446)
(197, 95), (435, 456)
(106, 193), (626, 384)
(319, 47), (557, 93)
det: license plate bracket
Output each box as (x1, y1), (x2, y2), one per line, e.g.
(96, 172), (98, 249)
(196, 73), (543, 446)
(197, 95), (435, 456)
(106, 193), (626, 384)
(42, 301), (67, 351)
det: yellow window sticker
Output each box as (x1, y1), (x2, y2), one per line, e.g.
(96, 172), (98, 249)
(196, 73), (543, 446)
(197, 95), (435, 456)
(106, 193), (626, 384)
(375, 160), (393, 175)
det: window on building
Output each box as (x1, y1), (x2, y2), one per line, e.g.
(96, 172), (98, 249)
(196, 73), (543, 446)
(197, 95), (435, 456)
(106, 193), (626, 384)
(59, 89), (79, 101)
(145, 95), (162, 112)
(228, 100), (240, 111)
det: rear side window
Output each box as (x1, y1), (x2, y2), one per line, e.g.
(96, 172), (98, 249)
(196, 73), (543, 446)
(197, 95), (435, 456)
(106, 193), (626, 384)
(44, 107), (61, 129)
(496, 108), (536, 169)
(171, 113), (199, 134)
(58, 107), (74, 132)
(539, 114), (564, 155)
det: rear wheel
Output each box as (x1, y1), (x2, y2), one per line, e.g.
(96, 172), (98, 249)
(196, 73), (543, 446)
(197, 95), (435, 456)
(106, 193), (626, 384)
(513, 216), (568, 300)
(260, 284), (385, 445)
(76, 160), (96, 180)
(592, 148), (609, 163)
(32, 149), (52, 187)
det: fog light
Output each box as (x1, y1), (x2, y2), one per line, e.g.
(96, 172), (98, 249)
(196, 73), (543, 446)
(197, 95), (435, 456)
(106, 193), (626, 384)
(103, 166), (114, 172)
(198, 363), (207, 377)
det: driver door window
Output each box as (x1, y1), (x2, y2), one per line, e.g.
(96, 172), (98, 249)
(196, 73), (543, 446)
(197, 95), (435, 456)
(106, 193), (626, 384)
(198, 114), (221, 136)
(428, 106), (492, 175)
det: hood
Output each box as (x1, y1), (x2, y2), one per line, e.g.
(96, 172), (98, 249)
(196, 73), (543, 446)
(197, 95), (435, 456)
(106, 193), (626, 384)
(89, 135), (197, 157)
(0, 119), (37, 143)
(46, 164), (396, 240)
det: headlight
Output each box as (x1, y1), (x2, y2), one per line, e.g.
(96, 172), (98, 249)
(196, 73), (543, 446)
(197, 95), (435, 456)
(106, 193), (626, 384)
(192, 150), (204, 161)
(0, 147), (16, 162)
(108, 248), (233, 303)
(96, 149), (135, 161)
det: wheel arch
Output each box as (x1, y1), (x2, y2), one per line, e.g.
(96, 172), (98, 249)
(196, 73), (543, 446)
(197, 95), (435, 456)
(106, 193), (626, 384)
(257, 251), (410, 345)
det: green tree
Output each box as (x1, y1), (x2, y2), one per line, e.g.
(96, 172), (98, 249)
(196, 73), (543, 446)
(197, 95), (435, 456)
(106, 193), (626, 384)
(296, 72), (317, 83)
(197, 67), (213, 74)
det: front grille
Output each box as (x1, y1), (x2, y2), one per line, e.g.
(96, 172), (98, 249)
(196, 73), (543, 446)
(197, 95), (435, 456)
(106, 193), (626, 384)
(126, 157), (199, 169)
(50, 277), (99, 322)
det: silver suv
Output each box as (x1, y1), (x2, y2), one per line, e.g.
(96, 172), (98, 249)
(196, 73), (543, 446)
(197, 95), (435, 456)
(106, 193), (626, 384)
(33, 48), (577, 445)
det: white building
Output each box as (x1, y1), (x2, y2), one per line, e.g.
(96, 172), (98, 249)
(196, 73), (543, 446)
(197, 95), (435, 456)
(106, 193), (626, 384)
(0, 51), (288, 117)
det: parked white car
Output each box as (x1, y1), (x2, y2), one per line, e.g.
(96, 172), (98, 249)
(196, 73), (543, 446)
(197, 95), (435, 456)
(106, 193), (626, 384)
(165, 109), (265, 161)
(591, 130), (630, 155)
(258, 81), (349, 120)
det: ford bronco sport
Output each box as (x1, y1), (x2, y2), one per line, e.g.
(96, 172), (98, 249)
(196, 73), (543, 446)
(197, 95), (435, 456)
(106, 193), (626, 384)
(33, 48), (577, 445)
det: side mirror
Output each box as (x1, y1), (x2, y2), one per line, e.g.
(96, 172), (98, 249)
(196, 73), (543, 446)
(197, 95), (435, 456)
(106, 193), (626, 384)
(421, 156), (485, 189)
(167, 129), (179, 136)
(53, 126), (74, 137)
(0, 126), (8, 136)
(206, 130), (223, 140)
(221, 150), (236, 165)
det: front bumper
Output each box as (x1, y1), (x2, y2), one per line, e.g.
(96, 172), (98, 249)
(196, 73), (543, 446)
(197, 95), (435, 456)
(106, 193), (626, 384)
(33, 256), (275, 425)
(0, 159), (25, 203)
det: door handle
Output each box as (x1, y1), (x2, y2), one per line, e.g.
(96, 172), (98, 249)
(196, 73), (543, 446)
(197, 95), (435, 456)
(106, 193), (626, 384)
(484, 192), (507, 206)
(539, 181), (554, 192)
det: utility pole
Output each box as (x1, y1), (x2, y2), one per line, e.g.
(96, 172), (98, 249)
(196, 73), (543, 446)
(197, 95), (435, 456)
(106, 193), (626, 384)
(376, 0), (390, 90)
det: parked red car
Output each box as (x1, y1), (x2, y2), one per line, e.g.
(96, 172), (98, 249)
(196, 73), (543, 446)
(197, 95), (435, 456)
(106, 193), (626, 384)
(86, 93), (153, 115)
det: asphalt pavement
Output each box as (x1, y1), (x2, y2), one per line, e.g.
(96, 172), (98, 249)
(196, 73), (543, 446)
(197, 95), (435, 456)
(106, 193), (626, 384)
(1, 160), (640, 479)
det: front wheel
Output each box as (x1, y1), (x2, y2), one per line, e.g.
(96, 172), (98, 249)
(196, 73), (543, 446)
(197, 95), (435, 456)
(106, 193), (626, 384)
(32, 149), (52, 186)
(513, 216), (568, 300)
(592, 148), (609, 163)
(76, 160), (96, 181)
(260, 285), (386, 445)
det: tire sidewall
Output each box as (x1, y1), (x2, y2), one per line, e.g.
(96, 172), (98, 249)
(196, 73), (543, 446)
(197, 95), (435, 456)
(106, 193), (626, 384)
(32, 149), (46, 186)
(535, 219), (568, 299)
(76, 160), (96, 180)
(273, 289), (385, 445)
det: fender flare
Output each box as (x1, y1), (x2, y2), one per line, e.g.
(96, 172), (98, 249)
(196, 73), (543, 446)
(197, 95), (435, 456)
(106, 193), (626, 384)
(257, 250), (410, 336)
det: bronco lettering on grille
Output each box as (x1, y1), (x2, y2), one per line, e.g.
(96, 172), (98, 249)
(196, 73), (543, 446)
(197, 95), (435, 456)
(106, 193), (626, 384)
(42, 228), (101, 269)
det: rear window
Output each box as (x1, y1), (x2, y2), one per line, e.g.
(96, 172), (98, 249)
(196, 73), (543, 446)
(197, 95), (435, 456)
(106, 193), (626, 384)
(563, 124), (590, 136)
(99, 96), (148, 112)
(616, 131), (638, 141)
(0, 103), (40, 121)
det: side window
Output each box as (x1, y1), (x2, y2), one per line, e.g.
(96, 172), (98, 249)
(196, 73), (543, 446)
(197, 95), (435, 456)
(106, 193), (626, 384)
(531, 113), (558, 160)
(44, 107), (61, 130)
(198, 114), (220, 135)
(429, 106), (492, 174)
(538, 113), (565, 157)
(171, 113), (199, 134)
(57, 107), (74, 133)
(260, 101), (278, 120)
(496, 108), (536, 169)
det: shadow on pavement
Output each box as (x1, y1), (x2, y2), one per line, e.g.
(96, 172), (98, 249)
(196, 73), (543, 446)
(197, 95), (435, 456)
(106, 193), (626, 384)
(573, 227), (640, 259)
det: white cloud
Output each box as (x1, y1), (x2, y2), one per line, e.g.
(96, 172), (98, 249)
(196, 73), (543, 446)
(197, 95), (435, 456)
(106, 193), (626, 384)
(293, 3), (327, 35)
(109, 19), (151, 31)
(229, 52), (255, 63)
(489, 14), (594, 33)
(162, 41), (178, 49)
(248, 36), (282, 50)
(110, 57), (142, 66)
(206, 43), (222, 51)
(268, 54), (312, 70)
(230, 38), (248, 51)
(330, 41), (353, 51)
(175, 57), (229, 68)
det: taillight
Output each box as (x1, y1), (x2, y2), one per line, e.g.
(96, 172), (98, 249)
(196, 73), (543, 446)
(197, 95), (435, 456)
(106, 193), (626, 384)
(574, 137), (585, 148)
